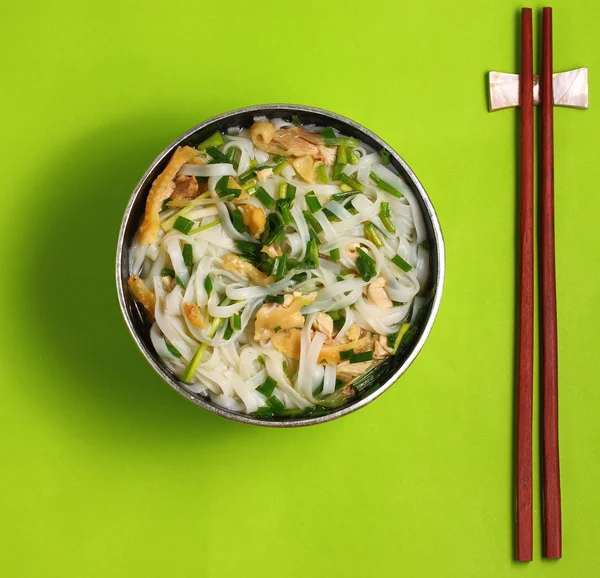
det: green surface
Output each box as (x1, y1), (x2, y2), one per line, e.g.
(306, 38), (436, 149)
(1, 1), (599, 576)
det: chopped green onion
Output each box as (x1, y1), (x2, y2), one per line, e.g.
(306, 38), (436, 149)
(257, 355), (265, 364)
(204, 275), (213, 295)
(337, 146), (348, 166)
(333, 316), (345, 332)
(272, 154), (285, 164)
(390, 323), (410, 352)
(292, 272), (307, 283)
(194, 176), (209, 184)
(262, 212), (285, 245)
(350, 351), (373, 363)
(206, 146), (229, 164)
(255, 187), (275, 209)
(364, 223), (384, 248)
(379, 202), (396, 233)
(197, 131), (224, 150)
(305, 238), (319, 268)
(265, 295), (284, 304)
(223, 322), (234, 340)
(166, 343), (181, 358)
(381, 149), (391, 164)
(339, 183), (353, 192)
(303, 211), (323, 234)
(277, 180), (287, 199)
(175, 276), (185, 289)
(323, 208), (340, 222)
(274, 326), (282, 333)
(182, 243), (194, 267)
(340, 173), (364, 192)
(369, 172), (403, 198)
(189, 219), (220, 234)
(232, 313), (241, 330)
(330, 247), (341, 262)
(316, 164), (328, 184)
(292, 114), (301, 125)
(231, 208), (247, 234)
(255, 407), (275, 418)
(161, 198), (170, 212)
(335, 379), (345, 390)
(173, 216), (195, 235)
(225, 147), (238, 169)
(161, 268), (175, 278)
(331, 190), (360, 202)
(356, 247), (376, 282)
(320, 127), (336, 139)
(234, 240), (262, 262)
(266, 395), (285, 414)
(347, 148), (360, 165)
(270, 254), (288, 280)
(273, 160), (289, 175)
(323, 137), (361, 147)
(286, 184), (296, 200)
(305, 191), (321, 213)
(347, 205), (358, 215)
(340, 349), (354, 361)
(215, 175), (241, 199)
(257, 376), (277, 397)
(277, 199), (293, 225)
(249, 159), (258, 169)
(329, 310), (342, 320)
(392, 254), (412, 272)
(238, 167), (256, 184)
(332, 164), (343, 181)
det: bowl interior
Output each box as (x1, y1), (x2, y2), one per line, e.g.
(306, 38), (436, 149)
(116, 105), (444, 427)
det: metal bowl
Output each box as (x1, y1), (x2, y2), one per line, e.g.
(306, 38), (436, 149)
(116, 104), (445, 427)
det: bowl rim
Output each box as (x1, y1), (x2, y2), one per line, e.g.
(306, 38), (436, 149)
(116, 103), (445, 427)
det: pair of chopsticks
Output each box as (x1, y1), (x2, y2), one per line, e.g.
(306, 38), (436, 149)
(516, 6), (561, 562)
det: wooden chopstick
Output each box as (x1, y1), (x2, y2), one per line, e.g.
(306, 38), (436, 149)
(516, 6), (534, 563)
(541, 6), (562, 560)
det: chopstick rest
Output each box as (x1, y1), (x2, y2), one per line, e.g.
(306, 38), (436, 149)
(487, 6), (588, 562)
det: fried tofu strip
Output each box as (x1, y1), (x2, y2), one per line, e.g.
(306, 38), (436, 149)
(127, 275), (156, 319)
(139, 146), (199, 244)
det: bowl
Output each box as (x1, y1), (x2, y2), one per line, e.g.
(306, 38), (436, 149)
(116, 104), (445, 427)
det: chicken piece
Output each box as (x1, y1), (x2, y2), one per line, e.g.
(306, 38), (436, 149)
(262, 244), (283, 258)
(271, 327), (302, 359)
(313, 313), (333, 339)
(183, 302), (204, 328)
(139, 146), (200, 244)
(171, 175), (200, 201)
(366, 276), (394, 308)
(238, 204), (266, 238)
(256, 168), (273, 182)
(318, 335), (373, 364)
(222, 254), (273, 286)
(345, 323), (362, 342)
(346, 242), (360, 259)
(374, 335), (393, 359)
(162, 276), (175, 292)
(318, 145), (337, 166)
(275, 130), (320, 158)
(127, 275), (156, 320)
(254, 293), (317, 341)
(336, 360), (374, 384)
(291, 155), (317, 183)
(249, 122), (334, 165)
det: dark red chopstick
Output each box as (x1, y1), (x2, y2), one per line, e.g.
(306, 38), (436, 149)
(516, 6), (534, 563)
(541, 6), (562, 560)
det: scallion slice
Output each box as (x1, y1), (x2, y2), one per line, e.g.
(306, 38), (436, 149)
(303, 211), (323, 234)
(347, 148), (360, 165)
(204, 275), (213, 295)
(340, 349), (354, 361)
(231, 208), (247, 234)
(392, 254), (412, 272)
(166, 343), (181, 358)
(182, 243), (194, 267)
(291, 114), (301, 126)
(316, 164), (328, 184)
(255, 186), (275, 209)
(305, 191), (321, 213)
(197, 131), (224, 150)
(379, 202), (396, 233)
(323, 136), (360, 147)
(257, 376), (277, 397)
(232, 313), (241, 331)
(286, 184), (296, 200)
(161, 268), (175, 278)
(330, 247), (341, 262)
(350, 351), (373, 364)
(340, 173), (364, 192)
(173, 216), (195, 235)
(175, 276), (185, 289)
(364, 223), (384, 248)
(369, 172), (403, 198)
(273, 160), (290, 175)
(265, 295), (284, 304)
(381, 149), (391, 164)
(320, 127), (336, 139)
(189, 219), (220, 234)
(266, 395), (285, 414)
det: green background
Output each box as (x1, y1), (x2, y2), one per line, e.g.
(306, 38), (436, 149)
(1, 0), (599, 576)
